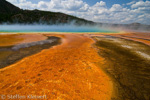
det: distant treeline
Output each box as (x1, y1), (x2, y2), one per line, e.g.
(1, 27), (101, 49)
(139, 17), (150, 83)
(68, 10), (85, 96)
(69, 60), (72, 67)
(0, 0), (150, 31)
(0, 0), (95, 25)
(0, 9), (95, 25)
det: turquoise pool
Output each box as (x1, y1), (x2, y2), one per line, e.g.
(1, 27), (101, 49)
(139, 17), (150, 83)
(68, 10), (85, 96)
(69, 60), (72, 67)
(0, 24), (118, 33)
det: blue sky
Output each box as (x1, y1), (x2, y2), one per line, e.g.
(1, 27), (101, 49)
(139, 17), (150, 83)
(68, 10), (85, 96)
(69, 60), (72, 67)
(83, 0), (142, 7)
(6, 0), (150, 24)
(17, 0), (147, 7)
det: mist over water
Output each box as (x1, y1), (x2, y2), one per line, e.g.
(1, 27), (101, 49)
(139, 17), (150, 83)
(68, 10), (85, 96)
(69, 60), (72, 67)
(0, 24), (118, 33)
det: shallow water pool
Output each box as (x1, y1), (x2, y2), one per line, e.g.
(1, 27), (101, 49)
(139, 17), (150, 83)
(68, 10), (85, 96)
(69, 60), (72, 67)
(0, 24), (118, 33)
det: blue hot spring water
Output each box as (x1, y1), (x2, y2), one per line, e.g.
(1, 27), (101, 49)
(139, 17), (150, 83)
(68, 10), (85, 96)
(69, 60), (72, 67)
(0, 24), (117, 33)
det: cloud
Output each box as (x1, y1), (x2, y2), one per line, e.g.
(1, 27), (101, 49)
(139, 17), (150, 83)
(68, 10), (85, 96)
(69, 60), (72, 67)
(94, 1), (106, 7)
(6, 0), (150, 25)
(37, 1), (48, 10)
(16, 1), (37, 10)
(131, 1), (150, 8)
(126, 1), (136, 5)
(6, 0), (18, 3)
(110, 4), (123, 12)
(62, 0), (85, 11)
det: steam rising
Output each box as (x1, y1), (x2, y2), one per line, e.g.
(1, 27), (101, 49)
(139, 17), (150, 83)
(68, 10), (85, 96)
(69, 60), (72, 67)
(0, 23), (149, 33)
(0, 24), (117, 33)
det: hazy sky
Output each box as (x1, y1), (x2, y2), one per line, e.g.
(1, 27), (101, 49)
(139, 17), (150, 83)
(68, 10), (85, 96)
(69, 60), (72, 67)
(7, 0), (150, 25)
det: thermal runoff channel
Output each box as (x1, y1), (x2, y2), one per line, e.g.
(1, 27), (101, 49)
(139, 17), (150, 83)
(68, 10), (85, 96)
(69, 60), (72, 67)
(0, 24), (117, 33)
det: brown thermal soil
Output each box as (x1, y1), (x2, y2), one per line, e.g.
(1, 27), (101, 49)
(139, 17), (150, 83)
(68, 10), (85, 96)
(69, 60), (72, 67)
(16, 34), (47, 44)
(0, 34), (23, 46)
(0, 34), (113, 100)
(94, 34), (150, 100)
(0, 36), (61, 69)
(0, 34), (47, 47)
(109, 33), (150, 46)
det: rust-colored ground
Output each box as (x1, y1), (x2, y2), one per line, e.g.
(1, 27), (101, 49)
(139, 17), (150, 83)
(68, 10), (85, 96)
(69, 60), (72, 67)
(0, 34), (47, 46)
(93, 32), (150, 100)
(0, 34), (113, 100)
(90, 32), (150, 46)
(109, 33), (150, 45)
(0, 34), (23, 46)
(16, 34), (47, 44)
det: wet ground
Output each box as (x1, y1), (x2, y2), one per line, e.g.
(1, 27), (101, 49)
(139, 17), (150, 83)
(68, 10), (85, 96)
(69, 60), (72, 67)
(0, 34), (113, 100)
(0, 34), (47, 46)
(0, 33), (150, 100)
(94, 35), (150, 100)
(0, 36), (61, 69)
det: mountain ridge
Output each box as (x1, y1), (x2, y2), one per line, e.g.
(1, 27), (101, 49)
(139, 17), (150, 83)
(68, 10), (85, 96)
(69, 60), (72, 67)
(0, 0), (94, 25)
(0, 0), (21, 13)
(0, 0), (150, 31)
